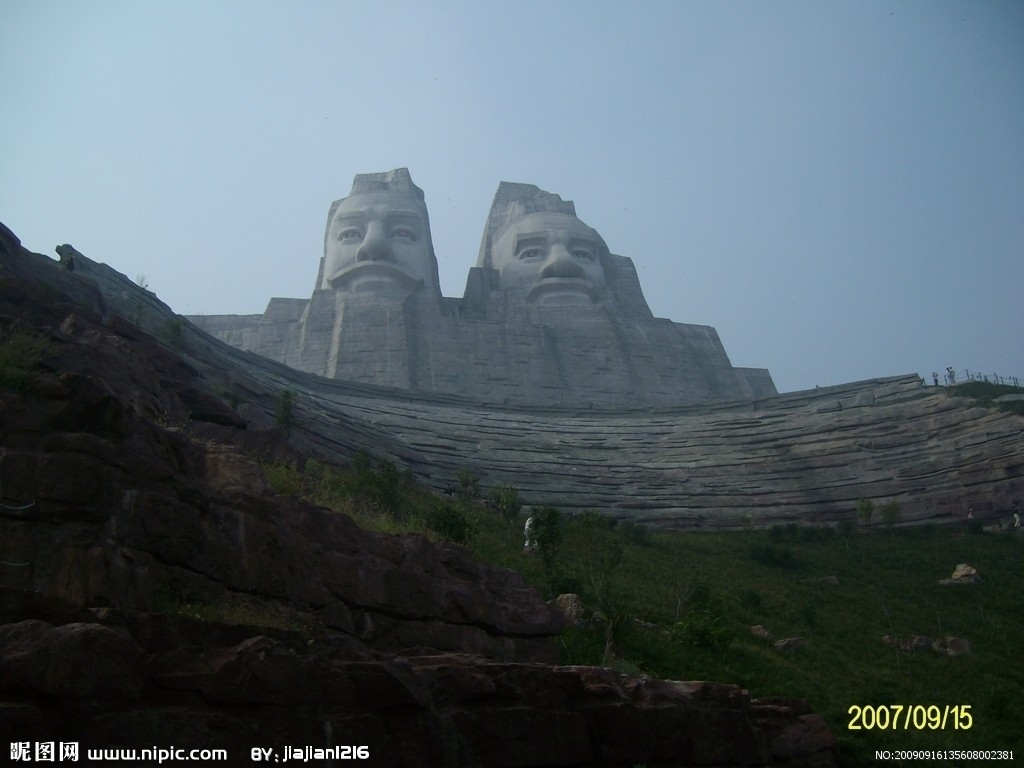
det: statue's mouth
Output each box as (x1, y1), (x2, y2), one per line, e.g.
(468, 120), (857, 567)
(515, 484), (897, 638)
(526, 278), (600, 305)
(325, 263), (421, 294)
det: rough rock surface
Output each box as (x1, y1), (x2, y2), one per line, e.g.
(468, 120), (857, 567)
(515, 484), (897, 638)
(940, 563), (981, 585)
(0, 595), (836, 767)
(774, 637), (808, 654)
(882, 634), (972, 656)
(551, 593), (587, 626)
(0, 316), (561, 661)
(1, 227), (836, 765)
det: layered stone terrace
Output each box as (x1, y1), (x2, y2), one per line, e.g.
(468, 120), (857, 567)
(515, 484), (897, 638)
(11, 237), (1023, 529)
(289, 373), (1023, 527)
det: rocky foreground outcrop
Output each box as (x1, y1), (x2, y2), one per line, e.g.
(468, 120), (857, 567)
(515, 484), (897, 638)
(1, 593), (834, 767)
(0, 229), (835, 764)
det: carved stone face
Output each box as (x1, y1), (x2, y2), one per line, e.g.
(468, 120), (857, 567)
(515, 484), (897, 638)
(321, 190), (436, 294)
(491, 212), (606, 304)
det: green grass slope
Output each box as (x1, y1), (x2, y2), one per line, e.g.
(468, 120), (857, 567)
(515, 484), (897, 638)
(266, 457), (1023, 766)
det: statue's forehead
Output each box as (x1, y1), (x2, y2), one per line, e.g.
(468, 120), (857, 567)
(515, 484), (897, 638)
(505, 212), (594, 238)
(333, 190), (424, 218)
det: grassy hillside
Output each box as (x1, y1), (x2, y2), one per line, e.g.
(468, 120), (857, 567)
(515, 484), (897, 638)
(949, 380), (1024, 416)
(266, 457), (1023, 766)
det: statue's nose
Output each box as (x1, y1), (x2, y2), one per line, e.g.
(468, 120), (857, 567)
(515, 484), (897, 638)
(356, 223), (393, 262)
(541, 245), (585, 279)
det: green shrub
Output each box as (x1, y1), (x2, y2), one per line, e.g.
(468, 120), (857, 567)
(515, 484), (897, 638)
(533, 507), (563, 561)
(353, 449), (372, 474)
(456, 469), (480, 507)
(530, 506), (564, 594)
(0, 323), (52, 391)
(426, 503), (476, 546)
(769, 524), (833, 542)
(165, 316), (185, 345)
(372, 458), (402, 516)
(616, 520), (651, 546)
(567, 512), (625, 618)
(880, 500), (900, 528)
(491, 482), (522, 543)
(800, 525), (834, 542)
(300, 458), (349, 508)
(670, 582), (733, 651)
(559, 624), (606, 666)
(748, 542), (798, 568)
(275, 390), (295, 433)
(949, 381), (1024, 415)
(798, 600), (818, 628)
(740, 588), (762, 609)
(856, 497), (875, 524)
(490, 482), (520, 521)
(264, 462), (302, 496)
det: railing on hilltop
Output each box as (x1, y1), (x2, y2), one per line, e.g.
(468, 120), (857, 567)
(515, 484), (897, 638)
(925, 368), (1021, 388)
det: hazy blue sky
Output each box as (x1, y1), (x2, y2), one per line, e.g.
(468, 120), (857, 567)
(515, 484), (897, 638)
(2, 1), (1022, 393)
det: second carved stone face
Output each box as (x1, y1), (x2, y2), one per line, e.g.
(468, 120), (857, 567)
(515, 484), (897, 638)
(321, 190), (437, 295)
(491, 212), (606, 305)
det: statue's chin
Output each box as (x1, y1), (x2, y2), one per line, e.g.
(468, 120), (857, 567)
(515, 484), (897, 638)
(326, 264), (420, 295)
(526, 278), (599, 305)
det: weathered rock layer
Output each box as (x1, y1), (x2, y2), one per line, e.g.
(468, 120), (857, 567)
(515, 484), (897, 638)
(0, 593), (835, 767)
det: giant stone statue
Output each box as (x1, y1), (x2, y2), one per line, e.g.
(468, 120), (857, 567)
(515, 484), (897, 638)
(189, 169), (775, 405)
(481, 194), (607, 305)
(319, 168), (441, 297)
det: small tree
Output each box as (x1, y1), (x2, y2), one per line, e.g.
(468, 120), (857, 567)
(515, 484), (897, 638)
(373, 458), (401, 516)
(456, 469), (479, 509)
(165, 316), (185, 345)
(132, 275), (150, 325)
(491, 483), (522, 543)
(838, 518), (856, 549)
(856, 497), (875, 525)
(275, 390), (295, 434)
(571, 513), (623, 611)
(531, 507), (563, 592)
(880, 500), (900, 531)
(671, 579), (733, 651)
(570, 513), (625, 664)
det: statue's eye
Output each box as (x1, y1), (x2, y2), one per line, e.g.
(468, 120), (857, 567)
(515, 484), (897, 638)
(572, 249), (594, 261)
(518, 248), (543, 260)
(338, 228), (362, 242)
(392, 227), (416, 241)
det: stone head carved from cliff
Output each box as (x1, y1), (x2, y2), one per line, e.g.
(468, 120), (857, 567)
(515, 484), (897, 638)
(321, 168), (441, 298)
(478, 183), (608, 305)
